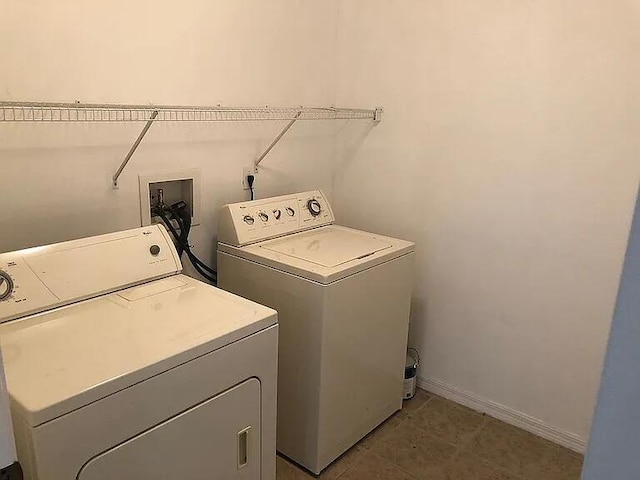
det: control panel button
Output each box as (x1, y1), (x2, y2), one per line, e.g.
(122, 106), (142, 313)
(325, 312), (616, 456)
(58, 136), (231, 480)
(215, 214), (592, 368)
(307, 199), (322, 217)
(0, 271), (14, 301)
(285, 207), (295, 217)
(243, 215), (255, 225)
(149, 245), (161, 256)
(273, 209), (282, 220)
(258, 212), (269, 222)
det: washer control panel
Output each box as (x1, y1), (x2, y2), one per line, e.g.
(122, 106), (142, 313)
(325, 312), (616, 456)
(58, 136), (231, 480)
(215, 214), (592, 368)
(218, 190), (335, 246)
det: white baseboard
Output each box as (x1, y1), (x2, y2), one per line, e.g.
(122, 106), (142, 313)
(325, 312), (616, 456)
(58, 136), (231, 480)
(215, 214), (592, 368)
(417, 376), (587, 454)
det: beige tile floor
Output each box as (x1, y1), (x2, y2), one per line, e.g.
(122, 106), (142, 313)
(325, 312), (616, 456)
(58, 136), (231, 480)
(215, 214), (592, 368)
(276, 388), (584, 480)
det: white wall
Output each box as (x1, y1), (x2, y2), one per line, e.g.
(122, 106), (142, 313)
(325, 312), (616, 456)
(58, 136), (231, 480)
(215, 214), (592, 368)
(0, 0), (341, 275)
(583, 188), (640, 479)
(333, 0), (640, 443)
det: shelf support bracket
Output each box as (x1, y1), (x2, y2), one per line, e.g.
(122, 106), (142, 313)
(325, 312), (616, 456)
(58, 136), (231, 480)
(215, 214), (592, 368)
(254, 110), (302, 168)
(112, 109), (159, 189)
(374, 107), (383, 123)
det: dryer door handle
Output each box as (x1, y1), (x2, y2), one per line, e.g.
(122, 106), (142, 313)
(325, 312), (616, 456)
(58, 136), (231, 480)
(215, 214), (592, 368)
(237, 426), (251, 469)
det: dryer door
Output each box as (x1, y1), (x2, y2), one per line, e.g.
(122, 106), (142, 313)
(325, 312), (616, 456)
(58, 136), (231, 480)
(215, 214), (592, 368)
(77, 378), (261, 480)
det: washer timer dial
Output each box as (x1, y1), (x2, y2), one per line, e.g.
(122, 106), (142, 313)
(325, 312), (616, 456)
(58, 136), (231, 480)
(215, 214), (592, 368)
(307, 199), (322, 217)
(0, 270), (14, 301)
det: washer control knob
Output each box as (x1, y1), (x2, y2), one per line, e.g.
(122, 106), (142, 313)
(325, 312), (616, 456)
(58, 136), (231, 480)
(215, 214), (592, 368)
(258, 212), (269, 222)
(307, 199), (322, 217)
(149, 245), (161, 256)
(273, 209), (282, 220)
(0, 271), (14, 301)
(243, 215), (255, 225)
(285, 207), (295, 217)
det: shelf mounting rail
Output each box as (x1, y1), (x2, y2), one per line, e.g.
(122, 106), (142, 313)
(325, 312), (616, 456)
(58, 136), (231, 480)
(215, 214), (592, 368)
(0, 101), (383, 187)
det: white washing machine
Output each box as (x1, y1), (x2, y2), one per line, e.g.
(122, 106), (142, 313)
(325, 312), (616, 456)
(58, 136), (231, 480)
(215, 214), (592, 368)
(0, 225), (278, 480)
(217, 190), (415, 474)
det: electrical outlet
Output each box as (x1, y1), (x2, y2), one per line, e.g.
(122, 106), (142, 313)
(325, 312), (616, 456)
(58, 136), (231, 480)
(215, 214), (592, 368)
(242, 165), (258, 190)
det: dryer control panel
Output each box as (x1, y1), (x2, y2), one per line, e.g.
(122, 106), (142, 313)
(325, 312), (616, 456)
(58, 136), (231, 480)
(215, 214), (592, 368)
(218, 190), (335, 246)
(0, 225), (181, 323)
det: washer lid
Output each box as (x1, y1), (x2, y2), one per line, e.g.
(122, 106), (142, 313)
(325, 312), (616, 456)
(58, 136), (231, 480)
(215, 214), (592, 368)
(218, 225), (415, 285)
(260, 228), (392, 267)
(0, 275), (277, 427)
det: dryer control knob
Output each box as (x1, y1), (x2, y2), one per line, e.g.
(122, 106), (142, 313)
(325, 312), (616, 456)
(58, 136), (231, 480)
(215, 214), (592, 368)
(243, 215), (255, 225)
(307, 199), (322, 217)
(0, 271), (14, 301)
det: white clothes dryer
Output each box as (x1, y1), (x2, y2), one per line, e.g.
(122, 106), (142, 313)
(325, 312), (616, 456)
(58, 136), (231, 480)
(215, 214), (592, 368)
(217, 190), (414, 474)
(0, 225), (278, 480)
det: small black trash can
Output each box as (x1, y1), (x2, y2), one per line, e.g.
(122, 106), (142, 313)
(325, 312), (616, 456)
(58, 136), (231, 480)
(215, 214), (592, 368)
(403, 348), (420, 400)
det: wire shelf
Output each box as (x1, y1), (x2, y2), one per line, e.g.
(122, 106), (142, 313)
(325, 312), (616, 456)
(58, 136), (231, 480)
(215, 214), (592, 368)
(0, 102), (379, 123)
(1, 100), (383, 188)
